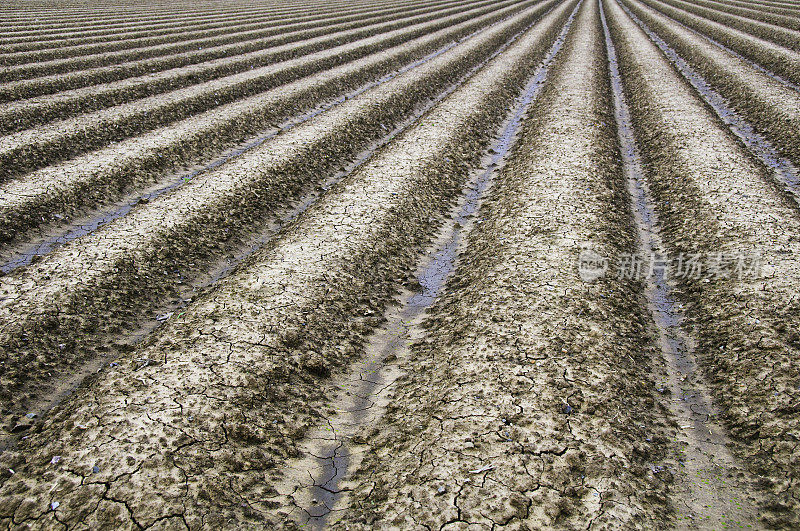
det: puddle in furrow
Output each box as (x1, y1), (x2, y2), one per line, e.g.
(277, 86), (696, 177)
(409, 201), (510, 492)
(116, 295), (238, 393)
(617, 0), (800, 202)
(0, 10), (559, 454)
(0, 9), (523, 274)
(631, 0), (800, 93)
(601, 3), (759, 528)
(277, 6), (580, 527)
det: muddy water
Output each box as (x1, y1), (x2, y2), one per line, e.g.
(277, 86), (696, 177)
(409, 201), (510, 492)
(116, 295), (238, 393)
(0, 11), (511, 274)
(617, 0), (800, 202)
(601, 2), (759, 527)
(278, 7), (581, 527)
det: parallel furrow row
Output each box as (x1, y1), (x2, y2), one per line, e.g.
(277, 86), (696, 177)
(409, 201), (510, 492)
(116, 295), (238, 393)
(649, 0), (800, 51)
(0, 0), (466, 82)
(0, 0), (499, 131)
(619, 0), (800, 182)
(640, 0), (800, 86)
(0, 3), (579, 528)
(0, 0), (563, 444)
(669, 0), (800, 30)
(0, 0), (432, 62)
(0, 0), (796, 528)
(0, 0), (411, 48)
(334, 1), (674, 528)
(607, 0), (800, 524)
(0, 0), (540, 247)
(718, 0), (800, 17)
(0, 2), (336, 32)
(0, 0), (514, 181)
(729, 0), (800, 12)
(0, 2), (501, 104)
(726, 0), (800, 8)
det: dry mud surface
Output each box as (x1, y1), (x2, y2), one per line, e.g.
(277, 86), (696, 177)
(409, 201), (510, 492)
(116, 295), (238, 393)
(0, 0), (798, 529)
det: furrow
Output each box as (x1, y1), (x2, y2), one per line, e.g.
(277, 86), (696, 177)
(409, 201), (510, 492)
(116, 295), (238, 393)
(0, 3), (474, 104)
(0, 3), (311, 28)
(0, 0), (567, 445)
(717, 0), (800, 17)
(0, 6), (307, 44)
(619, 0), (800, 197)
(0, 0), (465, 82)
(0, 10), (266, 33)
(0, 0), (541, 249)
(0, 11), (294, 49)
(679, 0), (800, 29)
(0, 1), (343, 32)
(721, 0), (800, 13)
(0, 0), (500, 132)
(640, 0), (800, 86)
(280, 3), (582, 527)
(334, 0), (674, 528)
(649, 0), (800, 51)
(0, 0), (436, 64)
(724, 0), (800, 8)
(0, 0), (511, 182)
(0, 11), (346, 62)
(601, 0), (760, 526)
(0, 0), (419, 52)
(631, 0), (800, 91)
(606, 0), (800, 525)
(0, 3), (577, 528)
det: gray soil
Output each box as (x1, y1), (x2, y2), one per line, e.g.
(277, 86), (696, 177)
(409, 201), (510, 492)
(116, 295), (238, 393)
(0, 0), (797, 528)
(0, 2), (577, 527)
(609, 0), (800, 524)
(603, 2), (760, 526)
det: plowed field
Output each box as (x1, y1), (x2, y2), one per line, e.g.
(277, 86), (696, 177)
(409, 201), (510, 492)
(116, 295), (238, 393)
(0, 0), (798, 528)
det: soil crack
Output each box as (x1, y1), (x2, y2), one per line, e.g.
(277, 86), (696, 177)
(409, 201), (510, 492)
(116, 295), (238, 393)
(602, 2), (760, 526)
(271, 8), (578, 525)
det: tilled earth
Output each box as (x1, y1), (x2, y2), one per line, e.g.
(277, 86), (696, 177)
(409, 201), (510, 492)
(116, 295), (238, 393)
(0, 0), (798, 528)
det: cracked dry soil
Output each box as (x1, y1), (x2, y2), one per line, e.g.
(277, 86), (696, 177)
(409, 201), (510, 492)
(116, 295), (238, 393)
(1, 0), (799, 528)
